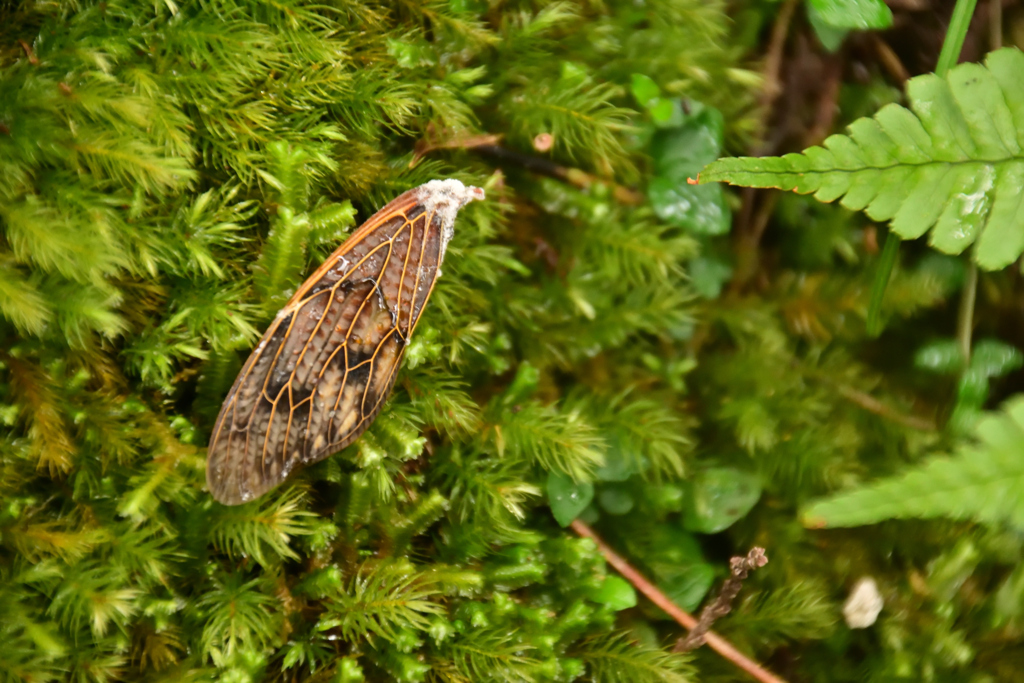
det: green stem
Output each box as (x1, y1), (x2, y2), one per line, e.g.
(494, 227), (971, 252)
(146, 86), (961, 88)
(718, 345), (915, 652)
(864, 0), (978, 334)
(935, 0), (979, 77)
(941, 0), (981, 363)
(866, 232), (900, 337)
(957, 260), (978, 365)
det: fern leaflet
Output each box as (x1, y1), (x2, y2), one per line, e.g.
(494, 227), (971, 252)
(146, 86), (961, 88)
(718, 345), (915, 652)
(802, 395), (1024, 529)
(701, 48), (1024, 270)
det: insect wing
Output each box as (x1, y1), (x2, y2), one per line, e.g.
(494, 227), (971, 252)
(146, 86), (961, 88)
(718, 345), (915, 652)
(206, 181), (482, 505)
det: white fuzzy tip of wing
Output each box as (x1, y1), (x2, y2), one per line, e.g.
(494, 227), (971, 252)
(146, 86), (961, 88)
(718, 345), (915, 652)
(417, 179), (485, 228)
(416, 179), (485, 265)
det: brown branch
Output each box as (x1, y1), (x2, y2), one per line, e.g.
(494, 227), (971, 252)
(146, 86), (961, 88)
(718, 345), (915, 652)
(803, 56), (843, 147)
(570, 520), (788, 683)
(411, 130), (503, 165)
(674, 548), (768, 653)
(412, 127), (644, 205)
(729, 0), (798, 293)
(990, 0), (1003, 51)
(18, 39), (39, 65)
(833, 384), (937, 432)
(760, 0), (799, 112)
(871, 36), (909, 84)
(788, 358), (937, 432)
(473, 144), (645, 205)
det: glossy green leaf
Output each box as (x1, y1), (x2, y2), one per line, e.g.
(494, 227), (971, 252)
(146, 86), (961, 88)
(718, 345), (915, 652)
(683, 467), (762, 534)
(649, 103), (730, 235)
(807, 0), (892, 29)
(702, 48), (1024, 270)
(630, 73), (661, 108)
(645, 484), (685, 514)
(547, 471), (594, 527)
(688, 256), (733, 299)
(641, 526), (705, 566)
(957, 367), (990, 408)
(655, 564), (716, 613)
(649, 98), (678, 124)
(597, 486), (635, 515)
(595, 449), (638, 482)
(970, 339), (1024, 378)
(587, 575), (637, 611)
(806, 3), (849, 52)
(802, 395), (1024, 529)
(915, 339), (965, 374)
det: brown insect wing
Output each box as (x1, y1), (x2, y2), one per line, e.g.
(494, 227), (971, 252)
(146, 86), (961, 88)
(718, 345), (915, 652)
(206, 179), (484, 504)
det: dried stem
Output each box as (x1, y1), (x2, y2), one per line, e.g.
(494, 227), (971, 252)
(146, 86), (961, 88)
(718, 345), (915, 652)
(18, 39), (39, 65)
(990, 0), (1003, 50)
(760, 0), (799, 111)
(803, 57), (843, 147)
(473, 144), (645, 205)
(570, 520), (788, 683)
(833, 383), (937, 432)
(795, 362), (937, 431)
(411, 131), (503, 165)
(674, 548), (769, 652)
(412, 127), (645, 205)
(730, 0), (797, 292)
(871, 35), (909, 84)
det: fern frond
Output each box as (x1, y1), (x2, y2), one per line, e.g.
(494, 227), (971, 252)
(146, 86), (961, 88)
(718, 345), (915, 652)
(316, 562), (445, 643)
(802, 395), (1024, 529)
(502, 79), (634, 175)
(197, 573), (279, 662)
(6, 356), (77, 475)
(435, 629), (538, 683)
(492, 400), (605, 480)
(431, 448), (541, 540)
(575, 632), (693, 683)
(0, 256), (50, 336)
(208, 488), (317, 567)
(569, 389), (691, 480)
(49, 562), (140, 638)
(702, 48), (1024, 270)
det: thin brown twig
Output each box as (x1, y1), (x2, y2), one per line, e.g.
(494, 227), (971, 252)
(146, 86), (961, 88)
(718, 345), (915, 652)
(791, 357), (936, 430)
(474, 144), (645, 205)
(18, 39), (39, 65)
(570, 520), (788, 683)
(803, 56), (843, 147)
(760, 0), (800, 112)
(411, 131), (503, 165)
(412, 128), (645, 205)
(729, 0), (798, 293)
(797, 363), (937, 431)
(990, 0), (1003, 50)
(674, 548), (769, 652)
(833, 384), (937, 432)
(871, 35), (910, 84)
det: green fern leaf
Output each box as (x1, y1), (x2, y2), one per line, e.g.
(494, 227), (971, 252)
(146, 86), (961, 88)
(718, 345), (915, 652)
(701, 47), (1024, 270)
(802, 395), (1024, 529)
(576, 632), (693, 683)
(316, 562), (445, 643)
